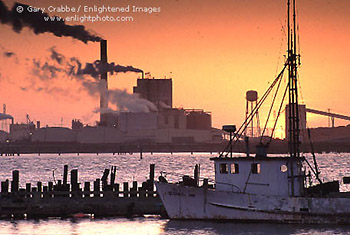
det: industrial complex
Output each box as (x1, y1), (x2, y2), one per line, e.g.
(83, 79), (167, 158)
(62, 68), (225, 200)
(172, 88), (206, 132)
(0, 40), (350, 153)
(0, 40), (224, 146)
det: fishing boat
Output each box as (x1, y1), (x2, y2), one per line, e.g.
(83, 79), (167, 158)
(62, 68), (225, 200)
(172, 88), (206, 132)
(155, 0), (350, 224)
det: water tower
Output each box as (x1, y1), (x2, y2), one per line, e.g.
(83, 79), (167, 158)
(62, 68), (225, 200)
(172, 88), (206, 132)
(245, 90), (261, 137)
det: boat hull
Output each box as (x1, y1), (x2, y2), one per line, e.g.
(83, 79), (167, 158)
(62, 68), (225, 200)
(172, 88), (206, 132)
(155, 182), (350, 224)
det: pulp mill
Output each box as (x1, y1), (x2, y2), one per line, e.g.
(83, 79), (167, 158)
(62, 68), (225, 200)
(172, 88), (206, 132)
(1, 40), (223, 145)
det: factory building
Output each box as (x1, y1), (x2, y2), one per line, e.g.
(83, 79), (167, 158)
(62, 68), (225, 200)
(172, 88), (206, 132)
(133, 78), (172, 110)
(186, 109), (212, 130)
(0, 130), (9, 142)
(9, 122), (36, 142)
(32, 127), (76, 143)
(118, 112), (158, 132)
(158, 109), (187, 129)
(30, 75), (221, 144)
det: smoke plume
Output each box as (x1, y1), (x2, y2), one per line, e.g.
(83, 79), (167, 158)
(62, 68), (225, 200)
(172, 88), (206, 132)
(29, 48), (156, 112)
(0, 113), (13, 120)
(108, 90), (157, 112)
(0, 1), (102, 43)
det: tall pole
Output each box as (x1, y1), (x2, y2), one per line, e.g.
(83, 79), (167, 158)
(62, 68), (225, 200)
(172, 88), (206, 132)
(293, 0), (300, 159)
(287, 0), (301, 196)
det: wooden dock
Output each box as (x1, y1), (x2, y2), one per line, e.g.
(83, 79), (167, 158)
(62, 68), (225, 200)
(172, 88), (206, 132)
(0, 164), (165, 219)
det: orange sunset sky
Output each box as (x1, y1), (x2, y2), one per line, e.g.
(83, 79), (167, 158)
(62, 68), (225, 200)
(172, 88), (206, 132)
(0, 0), (349, 133)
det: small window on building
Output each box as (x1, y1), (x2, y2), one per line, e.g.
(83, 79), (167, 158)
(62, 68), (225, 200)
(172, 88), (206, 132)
(230, 163), (239, 174)
(251, 163), (261, 174)
(219, 163), (228, 174)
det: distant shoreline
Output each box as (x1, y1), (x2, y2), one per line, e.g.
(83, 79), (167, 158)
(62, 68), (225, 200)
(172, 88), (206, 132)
(1, 141), (350, 155)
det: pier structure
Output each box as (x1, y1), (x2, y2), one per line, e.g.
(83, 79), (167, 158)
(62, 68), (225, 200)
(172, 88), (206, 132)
(0, 164), (164, 218)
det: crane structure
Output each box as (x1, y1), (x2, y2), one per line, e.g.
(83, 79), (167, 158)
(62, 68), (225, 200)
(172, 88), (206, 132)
(306, 108), (350, 128)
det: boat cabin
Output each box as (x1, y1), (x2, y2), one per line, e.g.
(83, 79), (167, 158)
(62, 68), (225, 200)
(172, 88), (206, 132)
(212, 156), (305, 197)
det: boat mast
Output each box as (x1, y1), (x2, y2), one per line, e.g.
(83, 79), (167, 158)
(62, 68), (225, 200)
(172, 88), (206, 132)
(287, 0), (300, 196)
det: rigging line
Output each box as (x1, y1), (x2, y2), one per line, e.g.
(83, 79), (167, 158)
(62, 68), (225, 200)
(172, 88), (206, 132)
(268, 81), (288, 144)
(275, 19), (287, 77)
(307, 128), (322, 184)
(297, 22), (301, 66)
(260, 69), (284, 143)
(234, 64), (287, 140)
(297, 73), (304, 104)
(243, 167), (253, 193)
(231, 65), (287, 150)
(221, 65), (287, 158)
(303, 157), (321, 185)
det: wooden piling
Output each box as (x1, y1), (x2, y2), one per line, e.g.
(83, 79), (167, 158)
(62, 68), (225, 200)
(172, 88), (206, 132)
(101, 169), (110, 190)
(149, 164), (155, 191)
(94, 179), (100, 197)
(194, 164), (199, 186)
(110, 166), (116, 186)
(131, 181), (137, 197)
(71, 169), (79, 191)
(114, 183), (119, 197)
(84, 182), (90, 191)
(25, 183), (31, 192)
(11, 170), (19, 193)
(123, 182), (129, 197)
(63, 165), (68, 185)
(139, 186), (145, 198)
(48, 182), (53, 191)
(37, 182), (42, 192)
(84, 182), (90, 197)
(1, 181), (8, 193)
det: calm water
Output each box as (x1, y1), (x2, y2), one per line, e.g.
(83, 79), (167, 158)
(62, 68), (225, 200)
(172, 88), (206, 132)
(0, 152), (349, 235)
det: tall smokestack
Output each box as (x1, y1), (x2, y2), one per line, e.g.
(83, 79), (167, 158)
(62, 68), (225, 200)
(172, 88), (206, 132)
(100, 40), (108, 126)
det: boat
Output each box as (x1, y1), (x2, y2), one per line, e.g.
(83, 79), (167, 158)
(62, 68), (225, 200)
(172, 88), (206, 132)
(155, 0), (350, 224)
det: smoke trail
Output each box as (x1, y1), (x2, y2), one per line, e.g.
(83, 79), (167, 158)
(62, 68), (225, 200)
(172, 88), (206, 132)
(28, 48), (156, 112)
(34, 47), (143, 79)
(4, 51), (14, 57)
(0, 113), (13, 120)
(0, 1), (102, 43)
(107, 89), (157, 112)
(0, 44), (16, 58)
(67, 59), (143, 78)
(50, 48), (64, 64)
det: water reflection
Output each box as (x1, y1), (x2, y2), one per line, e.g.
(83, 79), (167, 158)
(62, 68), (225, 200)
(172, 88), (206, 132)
(0, 153), (349, 234)
(163, 220), (350, 235)
(0, 216), (350, 234)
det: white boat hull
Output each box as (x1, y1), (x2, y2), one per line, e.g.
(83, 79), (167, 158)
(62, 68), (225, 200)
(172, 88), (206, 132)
(155, 182), (350, 224)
